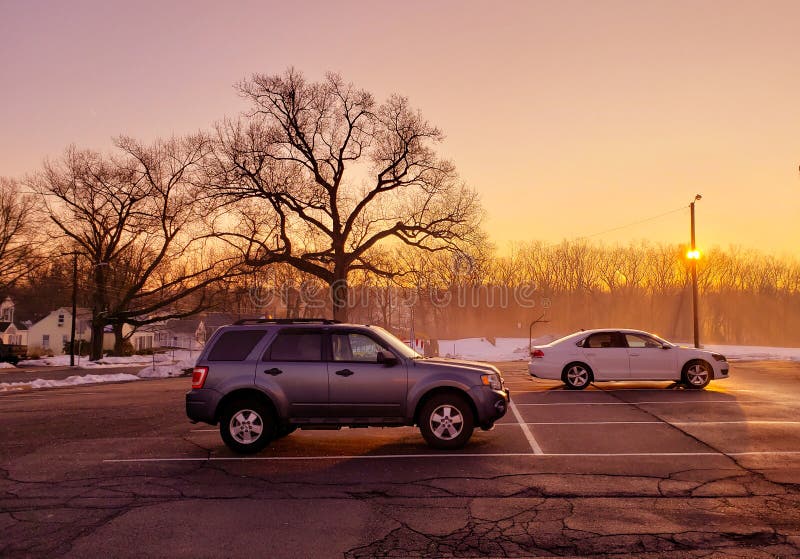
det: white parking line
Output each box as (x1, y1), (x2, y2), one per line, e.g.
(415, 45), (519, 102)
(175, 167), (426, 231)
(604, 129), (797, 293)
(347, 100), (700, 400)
(103, 450), (800, 463)
(509, 401), (543, 454)
(514, 400), (765, 406)
(499, 420), (800, 426)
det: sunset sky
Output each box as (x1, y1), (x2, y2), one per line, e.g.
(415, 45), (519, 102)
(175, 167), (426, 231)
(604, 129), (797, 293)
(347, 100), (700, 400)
(1, 0), (798, 256)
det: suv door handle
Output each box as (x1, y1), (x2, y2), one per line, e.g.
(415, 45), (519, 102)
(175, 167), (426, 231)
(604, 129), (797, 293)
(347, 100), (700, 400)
(263, 368), (283, 376)
(335, 369), (354, 377)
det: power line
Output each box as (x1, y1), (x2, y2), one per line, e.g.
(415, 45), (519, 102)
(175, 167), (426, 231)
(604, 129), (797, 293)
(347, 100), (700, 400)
(577, 205), (687, 240)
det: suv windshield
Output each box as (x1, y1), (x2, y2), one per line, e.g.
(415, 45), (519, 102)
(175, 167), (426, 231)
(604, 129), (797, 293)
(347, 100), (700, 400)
(370, 326), (422, 359)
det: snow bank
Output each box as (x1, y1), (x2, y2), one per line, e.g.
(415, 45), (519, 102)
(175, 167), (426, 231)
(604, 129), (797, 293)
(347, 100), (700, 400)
(0, 350), (197, 391)
(0, 373), (140, 392)
(705, 344), (800, 362)
(137, 358), (194, 379)
(0, 362), (16, 369)
(18, 353), (175, 368)
(438, 337), (554, 361)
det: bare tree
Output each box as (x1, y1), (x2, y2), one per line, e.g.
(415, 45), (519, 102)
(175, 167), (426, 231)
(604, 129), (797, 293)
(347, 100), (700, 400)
(0, 178), (41, 291)
(32, 137), (242, 359)
(208, 69), (484, 320)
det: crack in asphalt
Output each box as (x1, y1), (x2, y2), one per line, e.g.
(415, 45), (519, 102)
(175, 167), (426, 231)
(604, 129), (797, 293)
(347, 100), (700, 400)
(2, 462), (799, 558)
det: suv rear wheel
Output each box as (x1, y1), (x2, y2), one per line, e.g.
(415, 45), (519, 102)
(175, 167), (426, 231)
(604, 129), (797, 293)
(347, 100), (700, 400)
(219, 398), (276, 454)
(419, 393), (475, 450)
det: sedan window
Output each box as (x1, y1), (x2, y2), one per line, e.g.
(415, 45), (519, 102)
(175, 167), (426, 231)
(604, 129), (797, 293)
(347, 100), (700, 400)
(624, 333), (662, 349)
(584, 332), (621, 348)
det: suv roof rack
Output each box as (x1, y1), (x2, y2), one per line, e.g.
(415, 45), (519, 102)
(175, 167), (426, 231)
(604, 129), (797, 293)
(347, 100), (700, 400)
(233, 318), (341, 325)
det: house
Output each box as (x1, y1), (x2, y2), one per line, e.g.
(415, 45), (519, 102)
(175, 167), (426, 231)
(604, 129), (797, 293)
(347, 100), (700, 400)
(0, 297), (29, 346)
(26, 307), (93, 356)
(26, 307), (155, 356)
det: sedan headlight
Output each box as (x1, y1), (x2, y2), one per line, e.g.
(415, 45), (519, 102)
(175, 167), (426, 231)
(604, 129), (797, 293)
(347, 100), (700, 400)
(711, 353), (727, 362)
(481, 373), (503, 390)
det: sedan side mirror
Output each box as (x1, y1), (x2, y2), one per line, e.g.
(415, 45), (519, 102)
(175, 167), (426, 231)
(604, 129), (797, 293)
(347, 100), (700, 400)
(377, 351), (398, 367)
(661, 344), (672, 350)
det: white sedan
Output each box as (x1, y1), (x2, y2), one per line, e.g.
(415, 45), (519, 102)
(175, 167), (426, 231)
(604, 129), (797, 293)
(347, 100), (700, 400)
(529, 329), (729, 390)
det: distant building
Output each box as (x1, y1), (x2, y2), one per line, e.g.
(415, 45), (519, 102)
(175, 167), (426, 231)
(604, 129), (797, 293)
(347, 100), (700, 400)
(0, 297), (29, 346)
(26, 307), (154, 356)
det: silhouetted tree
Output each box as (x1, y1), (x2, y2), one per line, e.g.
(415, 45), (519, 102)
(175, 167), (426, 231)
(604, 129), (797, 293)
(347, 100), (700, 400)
(32, 137), (242, 359)
(0, 178), (41, 291)
(208, 69), (484, 320)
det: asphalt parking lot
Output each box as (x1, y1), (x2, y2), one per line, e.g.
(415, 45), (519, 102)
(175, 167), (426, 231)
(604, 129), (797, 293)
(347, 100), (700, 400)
(1, 360), (799, 558)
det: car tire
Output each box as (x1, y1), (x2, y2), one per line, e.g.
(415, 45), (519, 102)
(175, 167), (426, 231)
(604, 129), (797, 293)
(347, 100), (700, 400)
(219, 398), (276, 454)
(562, 362), (593, 390)
(419, 393), (475, 450)
(682, 360), (712, 389)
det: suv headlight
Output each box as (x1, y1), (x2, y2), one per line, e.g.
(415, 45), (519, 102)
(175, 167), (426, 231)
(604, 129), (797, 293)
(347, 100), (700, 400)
(481, 373), (503, 390)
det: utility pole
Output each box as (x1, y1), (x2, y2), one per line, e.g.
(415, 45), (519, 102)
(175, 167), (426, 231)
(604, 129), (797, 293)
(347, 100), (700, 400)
(70, 253), (78, 366)
(528, 312), (550, 355)
(688, 194), (702, 348)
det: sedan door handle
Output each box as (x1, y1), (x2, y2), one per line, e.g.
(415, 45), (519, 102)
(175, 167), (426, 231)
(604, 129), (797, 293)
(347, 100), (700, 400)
(263, 368), (283, 376)
(629, 353), (640, 357)
(335, 369), (354, 377)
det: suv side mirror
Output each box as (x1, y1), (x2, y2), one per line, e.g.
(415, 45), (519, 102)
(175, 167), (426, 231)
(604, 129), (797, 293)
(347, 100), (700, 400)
(377, 351), (398, 367)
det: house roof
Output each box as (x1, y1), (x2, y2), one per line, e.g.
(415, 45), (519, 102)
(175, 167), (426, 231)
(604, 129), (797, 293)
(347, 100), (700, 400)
(161, 313), (243, 335)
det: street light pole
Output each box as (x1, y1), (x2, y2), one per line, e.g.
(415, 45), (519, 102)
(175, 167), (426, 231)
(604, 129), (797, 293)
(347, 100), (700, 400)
(70, 253), (78, 366)
(689, 194), (702, 348)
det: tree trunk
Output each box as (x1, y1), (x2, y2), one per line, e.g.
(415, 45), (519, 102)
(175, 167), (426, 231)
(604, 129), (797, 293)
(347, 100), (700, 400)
(89, 319), (105, 361)
(331, 263), (349, 322)
(113, 323), (126, 356)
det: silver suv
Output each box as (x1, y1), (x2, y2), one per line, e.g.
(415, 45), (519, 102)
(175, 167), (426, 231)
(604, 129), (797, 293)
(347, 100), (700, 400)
(186, 319), (510, 453)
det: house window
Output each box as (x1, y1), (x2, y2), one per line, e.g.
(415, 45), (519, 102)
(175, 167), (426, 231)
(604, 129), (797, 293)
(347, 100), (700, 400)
(58, 314), (65, 327)
(136, 336), (153, 351)
(42, 335), (50, 349)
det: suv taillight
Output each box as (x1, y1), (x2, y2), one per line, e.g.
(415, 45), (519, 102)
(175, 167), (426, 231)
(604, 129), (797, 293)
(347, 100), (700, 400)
(192, 366), (209, 389)
(531, 349), (544, 358)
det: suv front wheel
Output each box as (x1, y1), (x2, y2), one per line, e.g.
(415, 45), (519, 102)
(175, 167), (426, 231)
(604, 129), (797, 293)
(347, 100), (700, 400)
(219, 398), (276, 454)
(419, 393), (475, 450)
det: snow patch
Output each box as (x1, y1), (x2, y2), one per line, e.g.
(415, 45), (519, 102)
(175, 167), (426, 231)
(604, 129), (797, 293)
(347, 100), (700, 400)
(0, 373), (140, 392)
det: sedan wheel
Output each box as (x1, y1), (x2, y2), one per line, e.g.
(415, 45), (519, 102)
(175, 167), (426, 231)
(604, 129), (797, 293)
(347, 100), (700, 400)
(419, 393), (475, 450)
(683, 361), (711, 389)
(563, 363), (592, 390)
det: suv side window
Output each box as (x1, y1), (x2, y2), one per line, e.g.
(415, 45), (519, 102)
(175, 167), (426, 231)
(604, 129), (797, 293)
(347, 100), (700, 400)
(264, 330), (323, 362)
(332, 332), (388, 363)
(207, 330), (268, 361)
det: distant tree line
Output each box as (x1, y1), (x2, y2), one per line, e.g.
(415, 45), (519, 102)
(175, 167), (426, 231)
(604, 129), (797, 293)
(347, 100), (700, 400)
(215, 241), (800, 346)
